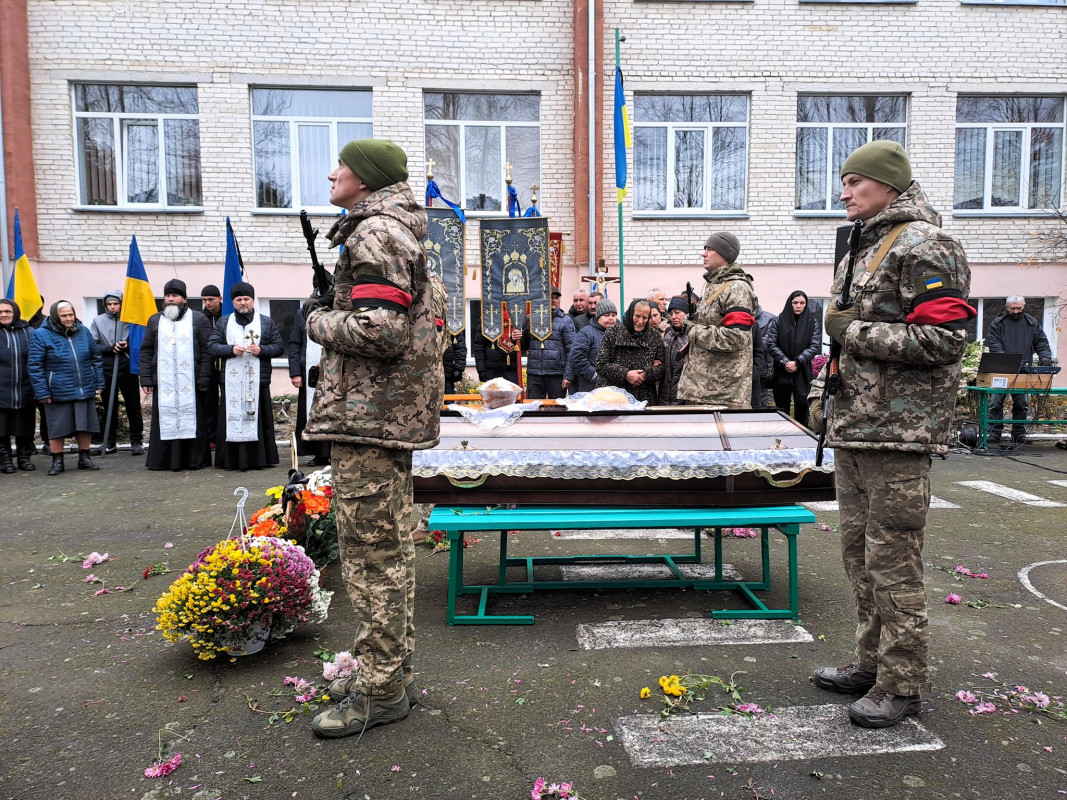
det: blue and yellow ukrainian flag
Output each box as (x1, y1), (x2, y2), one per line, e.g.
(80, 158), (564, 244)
(614, 66), (632, 204)
(120, 236), (156, 375)
(5, 209), (43, 320)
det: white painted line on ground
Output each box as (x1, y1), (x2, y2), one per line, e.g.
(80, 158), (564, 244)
(805, 496), (959, 512)
(1018, 560), (1067, 612)
(1049, 480), (1067, 489)
(615, 703), (943, 768)
(956, 480), (1066, 507)
(556, 528), (694, 540)
(560, 562), (743, 583)
(576, 618), (813, 650)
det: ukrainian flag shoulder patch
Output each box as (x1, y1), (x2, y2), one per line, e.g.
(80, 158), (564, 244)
(924, 276), (944, 290)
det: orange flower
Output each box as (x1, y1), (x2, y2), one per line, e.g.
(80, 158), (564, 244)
(249, 518), (280, 537)
(302, 494), (330, 515)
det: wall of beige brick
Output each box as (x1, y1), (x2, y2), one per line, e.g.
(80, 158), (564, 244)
(21, 0), (1067, 365)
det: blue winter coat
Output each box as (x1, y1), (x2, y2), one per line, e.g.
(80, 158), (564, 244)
(28, 318), (105, 402)
(521, 308), (575, 376)
(0, 320), (34, 409)
(564, 321), (607, 392)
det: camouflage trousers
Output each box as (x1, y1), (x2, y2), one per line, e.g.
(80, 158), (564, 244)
(835, 448), (932, 696)
(332, 443), (415, 696)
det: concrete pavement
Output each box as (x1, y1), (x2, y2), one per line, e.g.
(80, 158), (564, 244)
(2, 443), (1065, 800)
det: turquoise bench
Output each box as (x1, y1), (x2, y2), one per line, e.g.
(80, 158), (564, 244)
(427, 505), (816, 626)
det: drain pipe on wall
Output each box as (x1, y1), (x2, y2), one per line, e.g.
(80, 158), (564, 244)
(0, 89), (10, 291)
(587, 0), (596, 279)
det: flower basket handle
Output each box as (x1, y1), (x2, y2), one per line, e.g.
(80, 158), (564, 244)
(228, 487), (251, 548)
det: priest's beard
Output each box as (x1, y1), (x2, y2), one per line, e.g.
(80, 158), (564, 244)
(163, 303), (184, 321)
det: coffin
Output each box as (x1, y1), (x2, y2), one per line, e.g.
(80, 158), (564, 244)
(413, 406), (835, 507)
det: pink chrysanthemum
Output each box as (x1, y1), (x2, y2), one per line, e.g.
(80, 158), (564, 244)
(969, 702), (996, 715)
(144, 753), (181, 778)
(945, 593), (962, 604)
(955, 690), (977, 703)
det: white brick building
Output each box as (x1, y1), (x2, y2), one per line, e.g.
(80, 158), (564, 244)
(2, 0), (1064, 386)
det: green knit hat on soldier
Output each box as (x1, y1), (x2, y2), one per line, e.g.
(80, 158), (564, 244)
(339, 139), (409, 191)
(840, 140), (912, 194)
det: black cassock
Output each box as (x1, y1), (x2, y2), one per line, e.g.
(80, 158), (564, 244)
(138, 308), (213, 471)
(287, 310), (331, 463)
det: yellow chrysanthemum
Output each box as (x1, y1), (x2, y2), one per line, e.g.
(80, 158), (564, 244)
(640, 687), (651, 699)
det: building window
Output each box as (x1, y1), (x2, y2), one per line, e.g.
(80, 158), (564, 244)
(795, 95), (907, 213)
(632, 95), (749, 214)
(424, 92), (541, 213)
(252, 88), (373, 211)
(953, 96), (1065, 212)
(74, 84), (202, 209)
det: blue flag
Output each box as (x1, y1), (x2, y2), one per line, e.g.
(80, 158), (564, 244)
(221, 217), (245, 316)
(120, 236), (155, 376)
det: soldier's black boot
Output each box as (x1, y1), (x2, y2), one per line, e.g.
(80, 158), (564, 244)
(47, 453), (65, 476)
(0, 438), (15, 474)
(77, 450), (100, 470)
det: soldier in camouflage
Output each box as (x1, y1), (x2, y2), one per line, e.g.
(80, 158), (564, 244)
(676, 232), (757, 409)
(808, 141), (975, 729)
(302, 139), (447, 740)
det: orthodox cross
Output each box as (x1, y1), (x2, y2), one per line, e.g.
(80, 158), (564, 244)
(426, 158), (436, 180)
(504, 162), (513, 184)
(244, 330), (259, 349)
(533, 304), (549, 328)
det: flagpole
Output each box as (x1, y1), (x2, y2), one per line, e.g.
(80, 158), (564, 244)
(615, 29), (626, 306)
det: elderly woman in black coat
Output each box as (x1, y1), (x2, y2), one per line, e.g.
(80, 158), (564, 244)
(595, 298), (665, 404)
(766, 290), (822, 422)
(0, 299), (37, 472)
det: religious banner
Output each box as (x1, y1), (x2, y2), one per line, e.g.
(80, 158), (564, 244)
(423, 207), (466, 338)
(549, 232), (563, 294)
(480, 216), (551, 344)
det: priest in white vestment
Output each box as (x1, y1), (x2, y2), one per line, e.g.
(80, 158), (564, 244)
(139, 279), (213, 471)
(207, 282), (284, 471)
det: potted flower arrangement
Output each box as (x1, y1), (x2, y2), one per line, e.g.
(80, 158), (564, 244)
(248, 467), (338, 567)
(152, 535), (332, 661)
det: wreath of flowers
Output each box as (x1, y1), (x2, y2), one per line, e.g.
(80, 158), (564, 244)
(248, 467), (337, 567)
(152, 536), (331, 661)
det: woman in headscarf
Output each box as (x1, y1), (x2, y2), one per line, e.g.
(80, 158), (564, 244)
(766, 290), (821, 422)
(0, 299), (37, 472)
(27, 300), (105, 475)
(594, 298), (665, 404)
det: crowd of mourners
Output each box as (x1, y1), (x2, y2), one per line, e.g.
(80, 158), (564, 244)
(0, 280), (288, 476)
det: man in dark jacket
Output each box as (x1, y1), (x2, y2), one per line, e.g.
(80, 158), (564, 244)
(753, 304), (776, 406)
(139, 279), (213, 471)
(986, 296), (1053, 445)
(200, 285), (223, 447)
(89, 288), (144, 455)
(287, 310), (331, 466)
(442, 333), (468, 394)
(472, 314), (511, 382)
(511, 290), (575, 399)
(567, 290), (590, 332)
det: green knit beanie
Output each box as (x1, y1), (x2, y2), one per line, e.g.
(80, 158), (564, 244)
(840, 140), (912, 194)
(339, 139), (409, 191)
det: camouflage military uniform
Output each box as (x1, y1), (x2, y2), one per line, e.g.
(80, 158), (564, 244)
(810, 182), (972, 697)
(676, 264), (756, 408)
(306, 182), (446, 696)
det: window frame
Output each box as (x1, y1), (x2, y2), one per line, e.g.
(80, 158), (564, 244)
(794, 95), (908, 217)
(631, 93), (750, 218)
(952, 96), (1066, 216)
(72, 83), (202, 212)
(423, 92), (542, 217)
(250, 87), (374, 214)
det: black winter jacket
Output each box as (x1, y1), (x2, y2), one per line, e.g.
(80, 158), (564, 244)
(0, 316), (34, 409)
(987, 312), (1052, 364)
(521, 308), (575, 376)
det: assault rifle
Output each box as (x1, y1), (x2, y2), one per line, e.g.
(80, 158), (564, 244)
(815, 220), (863, 467)
(299, 210), (334, 299)
(685, 281), (696, 320)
